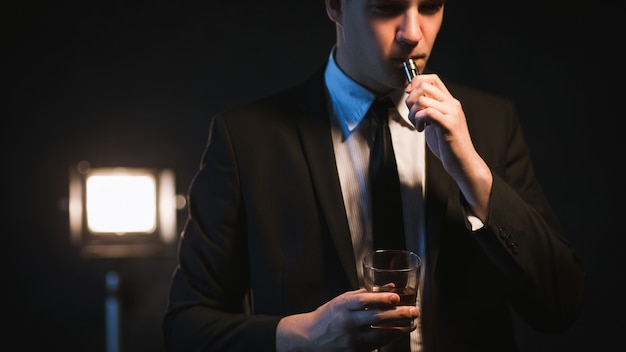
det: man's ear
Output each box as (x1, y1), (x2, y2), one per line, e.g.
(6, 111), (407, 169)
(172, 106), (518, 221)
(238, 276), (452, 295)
(325, 0), (342, 23)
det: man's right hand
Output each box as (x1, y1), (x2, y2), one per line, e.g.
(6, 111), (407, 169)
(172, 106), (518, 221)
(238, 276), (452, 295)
(276, 288), (418, 351)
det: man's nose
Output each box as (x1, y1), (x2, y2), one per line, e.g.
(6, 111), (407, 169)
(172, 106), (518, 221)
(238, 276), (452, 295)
(396, 7), (423, 45)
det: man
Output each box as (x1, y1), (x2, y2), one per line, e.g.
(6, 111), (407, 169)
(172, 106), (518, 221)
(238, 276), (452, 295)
(163, 0), (585, 351)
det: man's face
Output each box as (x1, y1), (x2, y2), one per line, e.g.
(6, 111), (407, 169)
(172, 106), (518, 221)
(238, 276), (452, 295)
(327, 0), (445, 95)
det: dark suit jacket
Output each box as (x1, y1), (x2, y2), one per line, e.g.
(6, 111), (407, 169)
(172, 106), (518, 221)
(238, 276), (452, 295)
(164, 65), (584, 351)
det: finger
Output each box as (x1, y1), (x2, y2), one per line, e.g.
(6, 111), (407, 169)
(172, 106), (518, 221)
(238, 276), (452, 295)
(350, 308), (419, 351)
(372, 305), (419, 325)
(405, 75), (428, 95)
(416, 80), (452, 106)
(416, 73), (449, 94)
(372, 306), (419, 332)
(412, 107), (443, 132)
(344, 291), (401, 311)
(350, 306), (418, 333)
(429, 74), (452, 95)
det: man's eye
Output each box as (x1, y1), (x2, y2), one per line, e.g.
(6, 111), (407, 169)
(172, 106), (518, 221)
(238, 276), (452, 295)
(419, 3), (444, 15)
(371, 1), (445, 16)
(372, 4), (405, 15)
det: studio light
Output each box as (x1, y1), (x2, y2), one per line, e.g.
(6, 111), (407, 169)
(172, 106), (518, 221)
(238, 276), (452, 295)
(69, 161), (179, 259)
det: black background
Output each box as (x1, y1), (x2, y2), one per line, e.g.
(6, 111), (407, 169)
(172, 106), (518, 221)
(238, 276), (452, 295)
(7, 1), (625, 351)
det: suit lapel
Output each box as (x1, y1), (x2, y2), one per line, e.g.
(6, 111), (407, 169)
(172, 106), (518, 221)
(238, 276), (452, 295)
(294, 67), (359, 289)
(420, 147), (453, 351)
(424, 148), (452, 284)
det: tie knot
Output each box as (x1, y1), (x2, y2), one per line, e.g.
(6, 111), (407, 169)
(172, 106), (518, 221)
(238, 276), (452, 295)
(369, 97), (394, 124)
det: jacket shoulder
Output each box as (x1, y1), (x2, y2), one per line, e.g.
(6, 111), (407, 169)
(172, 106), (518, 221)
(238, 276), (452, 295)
(218, 64), (327, 122)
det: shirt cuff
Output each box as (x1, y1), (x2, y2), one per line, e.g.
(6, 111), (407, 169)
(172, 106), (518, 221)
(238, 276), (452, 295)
(467, 215), (484, 231)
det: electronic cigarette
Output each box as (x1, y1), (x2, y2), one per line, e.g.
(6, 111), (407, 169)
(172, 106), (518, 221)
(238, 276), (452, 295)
(402, 59), (419, 82)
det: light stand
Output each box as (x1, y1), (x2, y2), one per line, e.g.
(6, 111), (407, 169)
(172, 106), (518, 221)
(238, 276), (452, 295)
(105, 270), (120, 352)
(67, 161), (183, 351)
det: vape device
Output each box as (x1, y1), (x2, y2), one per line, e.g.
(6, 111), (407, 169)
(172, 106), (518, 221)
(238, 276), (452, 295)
(402, 59), (419, 82)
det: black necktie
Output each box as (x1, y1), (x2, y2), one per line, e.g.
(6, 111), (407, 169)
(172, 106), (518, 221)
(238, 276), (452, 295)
(369, 99), (411, 351)
(369, 97), (406, 251)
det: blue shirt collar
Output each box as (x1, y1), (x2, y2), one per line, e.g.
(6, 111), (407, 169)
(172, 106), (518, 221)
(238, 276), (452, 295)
(324, 49), (375, 134)
(324, 47), (413, 135)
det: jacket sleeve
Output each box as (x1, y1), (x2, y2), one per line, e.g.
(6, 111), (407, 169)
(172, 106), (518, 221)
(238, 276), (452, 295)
(469, 96), (585, 332)
(163, 115), (282, 351)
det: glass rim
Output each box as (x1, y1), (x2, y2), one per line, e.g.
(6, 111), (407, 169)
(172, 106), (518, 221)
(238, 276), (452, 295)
(362, 249), (422, 271)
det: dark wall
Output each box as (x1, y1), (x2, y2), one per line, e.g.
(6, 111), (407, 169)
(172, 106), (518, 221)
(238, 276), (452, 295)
(8, 1), (624, 351)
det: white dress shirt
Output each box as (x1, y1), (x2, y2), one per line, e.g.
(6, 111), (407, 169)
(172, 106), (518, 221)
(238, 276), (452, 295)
(324, 49), (426, 351)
